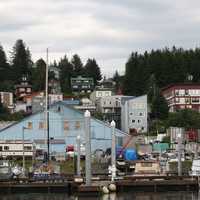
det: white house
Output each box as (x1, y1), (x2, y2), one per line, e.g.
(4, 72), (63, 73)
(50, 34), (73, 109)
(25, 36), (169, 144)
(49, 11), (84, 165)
(90, 89), (112, 103)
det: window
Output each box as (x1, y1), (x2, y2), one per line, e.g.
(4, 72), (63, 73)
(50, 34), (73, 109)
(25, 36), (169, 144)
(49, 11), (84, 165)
(175, 90), (179, 96)
(138, 120), (141, 123)
(105, 92), (109, 96)
(185, 89), (189, 95)
(175, 98), (180, 103)
(27, 88), (31, 93)
(39, 122), (45, 129)
(132, 119), (135, 123)
(192, 98), (199, 103)
(186, 105), (192, 108)
(4, 146), (9, 150)
(0, 146), (2, 151)
(185, 98), (190, 103)
(24, 146), (32, 151)
(27, 122), (32, 129)
(179, 90), (185, 96)
(19, 88), (25, 92)
(75, 121), (81, 130)
(141, 162), (152, 167)
(64, 121), (69, 130)
(98, 92), (102, 97)
(139, 112), (144, 116)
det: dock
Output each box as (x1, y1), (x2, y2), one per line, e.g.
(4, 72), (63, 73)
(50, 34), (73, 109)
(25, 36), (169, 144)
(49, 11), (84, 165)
(72, 175), (199, 194)
(0, 175), (198, 194)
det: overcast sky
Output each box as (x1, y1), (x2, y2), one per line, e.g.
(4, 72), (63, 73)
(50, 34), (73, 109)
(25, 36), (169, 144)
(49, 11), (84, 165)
(1, 0), (200, 76)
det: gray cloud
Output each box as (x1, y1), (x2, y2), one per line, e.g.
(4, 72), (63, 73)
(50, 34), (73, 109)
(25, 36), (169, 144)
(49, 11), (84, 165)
(0, 0), (200, 76)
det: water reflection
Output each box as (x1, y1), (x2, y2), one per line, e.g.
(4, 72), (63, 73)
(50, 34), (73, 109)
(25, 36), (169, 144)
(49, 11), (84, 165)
(0, 192), (199, 200)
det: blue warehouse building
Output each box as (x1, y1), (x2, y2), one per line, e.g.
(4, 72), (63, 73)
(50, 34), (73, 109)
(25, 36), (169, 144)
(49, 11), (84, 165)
(0, 102), (127, 157)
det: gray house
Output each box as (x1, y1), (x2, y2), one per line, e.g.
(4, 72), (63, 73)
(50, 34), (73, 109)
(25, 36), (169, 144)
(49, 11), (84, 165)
(121, 95), (148, 134)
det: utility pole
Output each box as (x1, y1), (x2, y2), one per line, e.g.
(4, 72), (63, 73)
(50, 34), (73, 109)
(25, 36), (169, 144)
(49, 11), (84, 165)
(45, 48), (50, 162)
(84, 110), (91, 186)
(111, 120), (116, 181)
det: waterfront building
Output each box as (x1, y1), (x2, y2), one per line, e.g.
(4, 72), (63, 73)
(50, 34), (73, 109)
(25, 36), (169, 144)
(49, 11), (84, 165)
(0, 141), (34, 158)
(0, 102), (126, 159)
(161, 83), (200, 112)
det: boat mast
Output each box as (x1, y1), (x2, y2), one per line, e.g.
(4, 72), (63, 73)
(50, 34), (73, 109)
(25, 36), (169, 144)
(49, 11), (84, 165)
(45, 48), (50, 162)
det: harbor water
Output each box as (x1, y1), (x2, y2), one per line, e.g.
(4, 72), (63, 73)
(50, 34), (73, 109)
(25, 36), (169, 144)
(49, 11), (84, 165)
(0, 191), (199, 200)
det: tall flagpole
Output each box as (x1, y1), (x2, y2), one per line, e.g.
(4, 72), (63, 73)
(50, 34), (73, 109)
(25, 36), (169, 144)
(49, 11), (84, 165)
(45, 48), (50, 162)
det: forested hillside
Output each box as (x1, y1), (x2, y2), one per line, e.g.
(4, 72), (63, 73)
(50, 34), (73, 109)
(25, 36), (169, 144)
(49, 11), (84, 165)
(123, 47), (200, 97)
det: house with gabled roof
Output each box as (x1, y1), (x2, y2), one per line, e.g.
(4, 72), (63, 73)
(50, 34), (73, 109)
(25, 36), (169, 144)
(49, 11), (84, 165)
(0, 101), (127, 158)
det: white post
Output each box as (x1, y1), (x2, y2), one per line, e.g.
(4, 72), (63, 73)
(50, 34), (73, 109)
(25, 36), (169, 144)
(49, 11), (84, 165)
(177, 130), (182, 176)
(84, 110), (91, 186)
(111, 120), (116, 181)
(77, 135), (81, 176)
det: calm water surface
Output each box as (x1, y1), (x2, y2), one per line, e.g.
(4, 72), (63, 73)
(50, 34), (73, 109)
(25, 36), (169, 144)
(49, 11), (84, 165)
(0, 192), (199, 200)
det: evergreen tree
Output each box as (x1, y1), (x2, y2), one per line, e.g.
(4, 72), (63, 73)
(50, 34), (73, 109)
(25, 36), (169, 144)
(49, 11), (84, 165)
(123, 52), (149, 96)
(147, 74), (158, 103)
(11, 39), (32, 82)
(71, 54), (83, 76)
(151, 92), (169, 120)
(84, 58), (102, 85)
(122, 46), (200, 98)
(32, 59), (46, 91)
(59, 55), (73, 93)
(0, 44), (15, 91)
(113, 70), (121, 92)
(0, 44), (8, 82)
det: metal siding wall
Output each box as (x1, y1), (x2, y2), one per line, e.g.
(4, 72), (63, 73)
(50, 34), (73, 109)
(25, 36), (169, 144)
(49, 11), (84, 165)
(0, 103), (125, 153)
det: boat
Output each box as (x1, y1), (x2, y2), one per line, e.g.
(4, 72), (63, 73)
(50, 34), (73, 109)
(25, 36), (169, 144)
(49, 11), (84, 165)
(134, 160), (161, 175)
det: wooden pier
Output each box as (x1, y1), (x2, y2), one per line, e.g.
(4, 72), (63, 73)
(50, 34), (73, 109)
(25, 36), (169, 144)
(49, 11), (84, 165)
(0, 175), (198, 194)
(74, 175), (199, 195)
